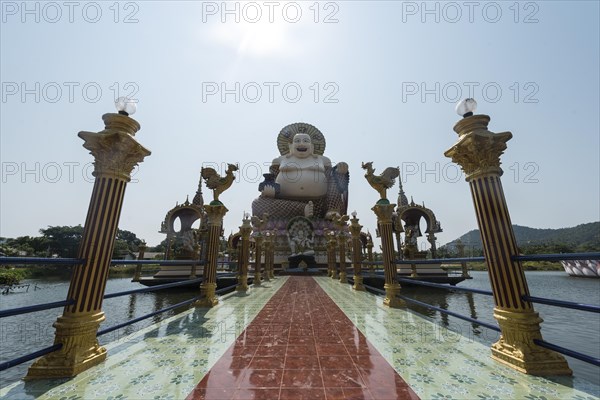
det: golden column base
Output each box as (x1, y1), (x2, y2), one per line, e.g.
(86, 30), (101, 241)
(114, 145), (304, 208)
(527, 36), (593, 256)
(26, 312), (106, 379)
(195, 282), (219, 307)
(254, 267), (262, 287)
(338, 270), (347, 283)
(352, 275), (365, 291)
(236, 274), (248, 292)
(269, 265), (275, 279)
(491, 308), (572, 376)
(383, 283), (404, 308)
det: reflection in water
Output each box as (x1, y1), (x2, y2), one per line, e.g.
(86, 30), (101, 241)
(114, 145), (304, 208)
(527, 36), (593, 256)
(0, 278), (201, 386)
(128, 292), (137, 322)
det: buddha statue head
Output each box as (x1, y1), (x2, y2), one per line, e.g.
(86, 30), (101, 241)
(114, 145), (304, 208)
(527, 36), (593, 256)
(288, 133), (315, 159)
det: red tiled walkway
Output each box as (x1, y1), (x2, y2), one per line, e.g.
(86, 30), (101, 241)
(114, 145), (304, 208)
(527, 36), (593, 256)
(187, 277), (419, 400)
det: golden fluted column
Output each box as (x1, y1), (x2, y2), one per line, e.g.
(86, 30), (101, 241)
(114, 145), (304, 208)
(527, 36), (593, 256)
(366, 234), (374, 273)
(326, 231), (338, 279)
(267, 231), (276, 279)
(372, 204), (404, 308)
(194, 204), (228, 307)
(334, 216), (349, 283)
(253, 235), (263, 286)
(349, 213), (365, 291)
(132, 241), (146, 282)
(445, 106), (571, 375)
(27, 111), (150, 379)
(263, 232), (271, 282)
(236, 216), (252, 292)
(455, 239), (470, 278)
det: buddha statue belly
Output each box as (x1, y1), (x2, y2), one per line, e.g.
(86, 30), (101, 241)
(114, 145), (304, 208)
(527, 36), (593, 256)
(251, 132), (348, 220)
(276, 157), (328, 199)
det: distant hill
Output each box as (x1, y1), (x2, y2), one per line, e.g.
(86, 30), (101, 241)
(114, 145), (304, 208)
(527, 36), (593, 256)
(443, 222), (600, 254)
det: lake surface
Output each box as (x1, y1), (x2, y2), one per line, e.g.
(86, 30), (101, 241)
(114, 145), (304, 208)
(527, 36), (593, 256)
(0, 271), (598, 387)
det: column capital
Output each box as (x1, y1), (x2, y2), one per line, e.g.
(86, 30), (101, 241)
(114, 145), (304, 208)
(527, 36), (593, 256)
(349, 216), (363, 237)
(205, 204), (229, 225)
(445, 114), (512, 181)
(239, 218), (252, 238)
(79, 113), (150, 181)
(371, 203), (396, 223)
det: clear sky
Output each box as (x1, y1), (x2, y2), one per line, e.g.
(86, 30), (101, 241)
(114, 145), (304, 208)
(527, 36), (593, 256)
(1, 1), (599, 250)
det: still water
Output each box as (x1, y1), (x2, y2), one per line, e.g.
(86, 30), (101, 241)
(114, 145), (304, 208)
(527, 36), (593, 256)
(0, 272), (599, 387)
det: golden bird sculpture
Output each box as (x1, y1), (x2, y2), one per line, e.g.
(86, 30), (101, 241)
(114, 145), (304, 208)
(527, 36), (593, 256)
(361, 162), (400, 202)
(201, 163), (238, 204)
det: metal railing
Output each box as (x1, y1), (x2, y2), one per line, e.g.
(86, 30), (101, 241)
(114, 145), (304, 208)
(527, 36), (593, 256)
(360, 252), (600, 368)
(0, 256), (244, 372)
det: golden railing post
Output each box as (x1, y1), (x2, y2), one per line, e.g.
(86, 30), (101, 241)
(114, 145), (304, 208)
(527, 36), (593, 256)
(251, 215), (267, 287)
(194, 204), (228, 307)
(263, 232), (271, 282)
(27, 108), (150, 379)
(334, 216), (349, 283)
(455, 239), (470, 278)
(372, 204), (405, 308)
(327, 231), (338, 279)
(189, 244), (200, 279)
(132, 242), (146, 282)
(445, 100), (571, 375)
(366, 234), (374, 273)
(349, 213), (365, 291)
(268, 230), (276, 279)
(253, 235), (263, 286)
(236, 215), (251, 292)
(363, 162), (404, 308)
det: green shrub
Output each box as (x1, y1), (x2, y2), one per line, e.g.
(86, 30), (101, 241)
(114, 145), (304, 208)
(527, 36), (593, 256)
(0, 269), (27, 285)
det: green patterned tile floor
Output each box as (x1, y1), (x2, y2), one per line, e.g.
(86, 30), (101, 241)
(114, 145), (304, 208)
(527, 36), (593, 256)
(2, 276), (599, 400)
(314, 277), (599, 400)
(0, 277), (288, 400)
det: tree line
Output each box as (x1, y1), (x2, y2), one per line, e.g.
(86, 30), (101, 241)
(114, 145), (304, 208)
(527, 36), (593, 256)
(0, 226), (162, 259)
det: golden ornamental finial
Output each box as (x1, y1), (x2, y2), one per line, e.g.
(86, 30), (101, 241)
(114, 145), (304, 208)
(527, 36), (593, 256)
(361, 162), (400, 204)
(201, 163), (238, 204)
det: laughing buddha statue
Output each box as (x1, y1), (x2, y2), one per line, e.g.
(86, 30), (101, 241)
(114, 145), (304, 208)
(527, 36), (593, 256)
(252, 123), (349, 220)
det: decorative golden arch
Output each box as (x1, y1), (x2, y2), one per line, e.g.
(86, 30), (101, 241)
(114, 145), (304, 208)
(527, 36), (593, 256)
(396, 201), (442, 235)
(228, 232), (242, 249)
(159, 200), (204, 235)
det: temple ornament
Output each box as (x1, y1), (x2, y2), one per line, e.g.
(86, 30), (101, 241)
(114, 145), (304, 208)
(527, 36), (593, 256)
(361, 162), (400, 203)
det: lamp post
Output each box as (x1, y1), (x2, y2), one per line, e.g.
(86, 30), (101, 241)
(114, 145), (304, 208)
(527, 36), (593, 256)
(366, 233), (374, 273)
(445, 99), (571, 375)
(327, 230), (338, 279)
(455, 239), (470, 278)
(132, 241), (146, 282)
(251, 215), (267, 287)
(236, 214), (252, 292)
(392, 211), (403, 261)
(334, 215), (349, 283)
(27, 99), (151, 379)
(268, 230), (276, 279)
(349, 211), (365, 291)
(263, 232), (271, 282)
